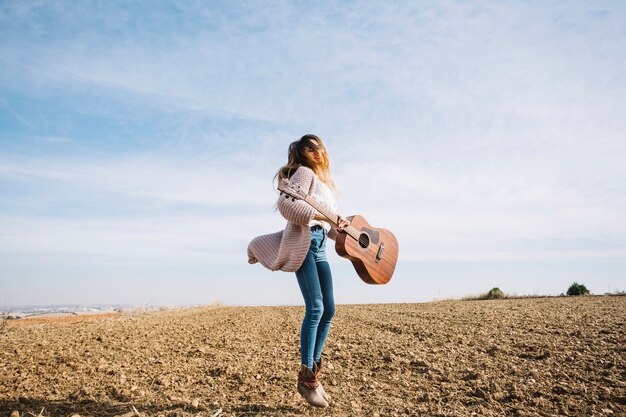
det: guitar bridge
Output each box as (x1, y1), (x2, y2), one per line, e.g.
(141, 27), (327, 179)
(375, 242), (385, 263)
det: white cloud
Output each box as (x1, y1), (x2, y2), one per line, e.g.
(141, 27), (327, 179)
(1, 145), (623, 265)
(0, 152), (277, 209)
(0, 212), (282, 266)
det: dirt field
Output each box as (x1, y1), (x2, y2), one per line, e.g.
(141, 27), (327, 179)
(1, 296), (624, 416)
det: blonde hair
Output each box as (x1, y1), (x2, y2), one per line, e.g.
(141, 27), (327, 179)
(274, 134), (336, 191)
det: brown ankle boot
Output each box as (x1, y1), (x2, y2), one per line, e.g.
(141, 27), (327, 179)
(297, 364), (329, 408)
(313, 360), (331, 402)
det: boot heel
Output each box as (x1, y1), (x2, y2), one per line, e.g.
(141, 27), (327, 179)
(297, 365), (329, 408)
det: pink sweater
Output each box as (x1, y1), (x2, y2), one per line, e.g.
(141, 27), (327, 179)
(247, 166), (338, 272)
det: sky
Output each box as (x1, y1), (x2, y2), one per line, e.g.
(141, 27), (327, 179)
(1, 1), (625, 308)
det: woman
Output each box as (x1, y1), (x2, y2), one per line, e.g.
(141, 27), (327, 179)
(248, 134), (350, 408)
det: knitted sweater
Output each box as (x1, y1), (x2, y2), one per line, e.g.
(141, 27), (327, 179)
(247, 166), (338, 272)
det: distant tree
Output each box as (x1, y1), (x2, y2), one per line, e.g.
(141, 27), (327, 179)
(566, 282), (590, 296)
(486, 287), (505, 299)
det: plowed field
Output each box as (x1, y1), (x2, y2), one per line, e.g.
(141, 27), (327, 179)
(1, 296), (624, 416)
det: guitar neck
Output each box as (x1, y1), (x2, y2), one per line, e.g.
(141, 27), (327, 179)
(302, 195), (359, 239)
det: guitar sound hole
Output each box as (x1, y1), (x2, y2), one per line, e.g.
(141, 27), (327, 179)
(358, 233), (370, 249)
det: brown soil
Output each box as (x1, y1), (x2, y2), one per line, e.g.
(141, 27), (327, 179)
(7, 313), (121, 328)
(1, 296), (624, 416)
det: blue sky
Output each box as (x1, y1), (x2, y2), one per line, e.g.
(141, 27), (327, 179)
(1, 1), (625, 307)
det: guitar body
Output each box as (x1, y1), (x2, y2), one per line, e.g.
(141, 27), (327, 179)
(335, 215), (399, 285)
(278, 178), (399, 284)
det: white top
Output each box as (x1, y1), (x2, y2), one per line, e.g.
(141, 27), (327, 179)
(308, 179), (338, 231)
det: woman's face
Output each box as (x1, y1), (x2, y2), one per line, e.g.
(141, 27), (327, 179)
(304, 140), (322, 165)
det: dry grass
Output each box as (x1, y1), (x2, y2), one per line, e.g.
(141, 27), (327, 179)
(0, 314), (7, 333)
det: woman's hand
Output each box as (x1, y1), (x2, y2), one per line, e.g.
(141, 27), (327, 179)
(336, 215), (351, 232)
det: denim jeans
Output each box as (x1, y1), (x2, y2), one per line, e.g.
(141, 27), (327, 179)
(295, 226), (335, 369)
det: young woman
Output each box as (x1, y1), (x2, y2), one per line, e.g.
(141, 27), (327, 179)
(248, 134), (350, 408)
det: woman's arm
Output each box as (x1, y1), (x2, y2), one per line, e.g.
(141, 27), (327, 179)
(277, 166), (316, 225)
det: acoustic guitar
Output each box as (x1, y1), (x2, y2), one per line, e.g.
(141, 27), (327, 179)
(279, 178), (399, 285)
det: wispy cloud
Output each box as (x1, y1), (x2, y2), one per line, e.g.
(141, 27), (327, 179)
(3, 2), (622, 133)
(0, 150), (286, 265)
(1, 146), (623, 265)
(0, 152), (278, 209)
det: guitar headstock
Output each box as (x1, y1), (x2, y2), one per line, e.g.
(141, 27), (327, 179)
(278, 178), (307, 201)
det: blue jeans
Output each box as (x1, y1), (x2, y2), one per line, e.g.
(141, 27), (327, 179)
(295, 227), (335, 369)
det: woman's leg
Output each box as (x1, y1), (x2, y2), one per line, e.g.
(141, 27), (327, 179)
(295, 252), (324, 370)
(313, 260), (335, 363)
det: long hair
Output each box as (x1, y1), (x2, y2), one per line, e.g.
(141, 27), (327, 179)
(274, 134), (336, 190)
